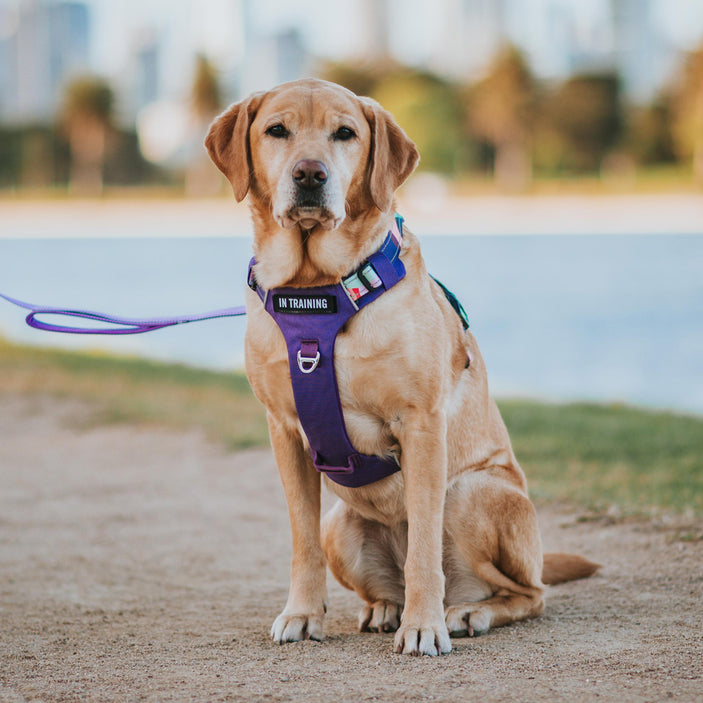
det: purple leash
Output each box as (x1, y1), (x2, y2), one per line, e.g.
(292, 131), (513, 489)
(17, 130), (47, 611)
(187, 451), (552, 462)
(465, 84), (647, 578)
(0, 292), (246, 335)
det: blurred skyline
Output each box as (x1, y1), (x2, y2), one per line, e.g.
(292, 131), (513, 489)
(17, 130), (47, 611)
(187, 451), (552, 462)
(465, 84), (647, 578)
(80, 0), (703, 94)
(2, 0), (703, 127)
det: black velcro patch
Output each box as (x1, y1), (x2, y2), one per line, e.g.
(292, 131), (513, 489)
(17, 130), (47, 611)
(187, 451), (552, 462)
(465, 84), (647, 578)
(272, 294), (338, 314)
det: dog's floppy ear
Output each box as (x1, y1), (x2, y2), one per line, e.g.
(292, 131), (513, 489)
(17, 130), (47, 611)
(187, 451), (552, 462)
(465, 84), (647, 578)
(362, 98), (419, 212)
(205, 93), (262, 202)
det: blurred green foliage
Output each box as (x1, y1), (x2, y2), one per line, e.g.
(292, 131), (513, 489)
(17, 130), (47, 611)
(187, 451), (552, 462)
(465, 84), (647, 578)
(61, 76), (114, 124)
(0, 74), (165, 191)
(537, 72), (622, 173)
(1, 41), (702, 191)
(373, 70), (469, 174)
(623, 100), (677, 167)
(466, 46), (535, 187)
(191, 53), (222, 120)
(669, 44), (703, 183)
(0, 123), (167, 190)
(323, 40), (703, 187)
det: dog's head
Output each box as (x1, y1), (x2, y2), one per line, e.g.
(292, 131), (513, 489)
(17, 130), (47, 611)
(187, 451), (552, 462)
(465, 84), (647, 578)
(205, 79), (418, 286)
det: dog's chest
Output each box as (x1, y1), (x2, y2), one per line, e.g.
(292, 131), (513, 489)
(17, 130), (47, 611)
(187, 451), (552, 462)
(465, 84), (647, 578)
(335, 336), (401, 457)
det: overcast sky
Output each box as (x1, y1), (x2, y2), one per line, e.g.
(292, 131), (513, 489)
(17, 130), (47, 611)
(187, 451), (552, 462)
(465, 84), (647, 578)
(3, 0), (702, 98)
(80, 0), (703, 75)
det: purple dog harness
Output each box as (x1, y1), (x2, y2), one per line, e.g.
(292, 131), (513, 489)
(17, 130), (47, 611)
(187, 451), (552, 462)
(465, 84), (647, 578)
(248, 216), (406, 488)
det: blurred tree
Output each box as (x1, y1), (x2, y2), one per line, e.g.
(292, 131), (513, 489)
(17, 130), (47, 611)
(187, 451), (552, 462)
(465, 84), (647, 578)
(543, 72), (622, 173)
(322, 62), (474, 175)
(0, 127), (55, 189)
(187, 53), (224, 195)
(321, 61), (388, 97)
(60, 76), (115, 194)
(19, 129), (55, 189)
(625, 98), (676, 166)
(0, 128), (21, 188)
(103, 130), (168, 187)
(669, 44), (703, 184)
(373, 69), (469, 175)
(191, 53), (222, 120)
(468, 46), (536, 189)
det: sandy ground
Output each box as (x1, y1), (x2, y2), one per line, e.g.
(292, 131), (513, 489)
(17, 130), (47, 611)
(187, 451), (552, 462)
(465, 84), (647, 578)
(1, 394), (702, 703)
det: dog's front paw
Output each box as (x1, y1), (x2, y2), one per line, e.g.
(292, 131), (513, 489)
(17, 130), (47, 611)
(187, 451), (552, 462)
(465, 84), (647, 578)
(270, 611), (324, 644)
(445, 604), (492, 637)
(393, 617), (452, 656)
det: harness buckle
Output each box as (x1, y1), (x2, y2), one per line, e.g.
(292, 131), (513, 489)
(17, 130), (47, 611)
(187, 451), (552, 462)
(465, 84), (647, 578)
(297, 341), (320, 374)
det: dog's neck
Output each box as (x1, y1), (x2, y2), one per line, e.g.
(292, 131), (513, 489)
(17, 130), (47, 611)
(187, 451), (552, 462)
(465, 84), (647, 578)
(250, 203), (397, 290)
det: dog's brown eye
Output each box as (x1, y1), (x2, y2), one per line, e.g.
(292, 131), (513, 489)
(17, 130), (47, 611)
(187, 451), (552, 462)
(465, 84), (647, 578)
(333, 126), (356, 141)
(266, 124), (289, 139)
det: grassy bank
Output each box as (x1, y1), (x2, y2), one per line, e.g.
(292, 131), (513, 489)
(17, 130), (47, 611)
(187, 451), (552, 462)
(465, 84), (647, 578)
(499, 400), (703, 517)
(2, 338), (701, 517)
(0, 338), (269, 450)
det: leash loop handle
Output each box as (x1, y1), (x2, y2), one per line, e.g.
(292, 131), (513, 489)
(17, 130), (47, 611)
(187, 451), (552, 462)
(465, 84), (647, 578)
(0, 292), (246, 335)
(25, 309), (175, 335)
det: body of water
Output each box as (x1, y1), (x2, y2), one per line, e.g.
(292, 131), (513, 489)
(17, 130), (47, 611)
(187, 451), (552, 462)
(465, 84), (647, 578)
(1, 233), (702, 415)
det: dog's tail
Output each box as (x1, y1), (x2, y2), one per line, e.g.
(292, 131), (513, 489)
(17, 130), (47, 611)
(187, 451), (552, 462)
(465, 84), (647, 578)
(542, 552), (601, 585)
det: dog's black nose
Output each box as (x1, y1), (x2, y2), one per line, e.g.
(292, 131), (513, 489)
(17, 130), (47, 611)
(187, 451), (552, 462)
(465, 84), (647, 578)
(292, 159), (328, 191)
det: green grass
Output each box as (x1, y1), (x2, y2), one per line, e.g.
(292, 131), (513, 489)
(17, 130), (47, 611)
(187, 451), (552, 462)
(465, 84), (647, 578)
(0, 338), (269, 450)
(499, 400), (703, 517)
(450, 164), (702, 196)
(2, 338), (702, 517)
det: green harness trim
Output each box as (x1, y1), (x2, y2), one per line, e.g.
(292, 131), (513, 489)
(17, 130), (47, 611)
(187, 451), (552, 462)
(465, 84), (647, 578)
(431, 275), (470, 331)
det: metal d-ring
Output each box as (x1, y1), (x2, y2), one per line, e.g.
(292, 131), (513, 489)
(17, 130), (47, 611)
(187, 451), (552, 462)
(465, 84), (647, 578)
(297, 349), (320, 374)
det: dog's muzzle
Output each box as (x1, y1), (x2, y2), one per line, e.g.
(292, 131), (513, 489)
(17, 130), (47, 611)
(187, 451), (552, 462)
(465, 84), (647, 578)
(292, 159), (328, 210)
(277, 158), (342, 230)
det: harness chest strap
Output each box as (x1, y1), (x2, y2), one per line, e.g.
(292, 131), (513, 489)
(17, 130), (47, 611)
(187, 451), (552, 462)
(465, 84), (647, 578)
(248, 217), (406, 488)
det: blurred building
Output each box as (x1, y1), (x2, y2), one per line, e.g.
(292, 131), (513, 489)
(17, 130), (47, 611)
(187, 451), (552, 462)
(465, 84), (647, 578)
(436, 0), (507, 78)
(420, 0), (684, 103)
(238, 0), (311, 97)
(1, 0), (699, 129)
(237, 27), (310, 97)
(0, 0), (90, 123)
(133, 29), (160, 112)
(610, 0), (668, 103)
(359, 0), (391, 59)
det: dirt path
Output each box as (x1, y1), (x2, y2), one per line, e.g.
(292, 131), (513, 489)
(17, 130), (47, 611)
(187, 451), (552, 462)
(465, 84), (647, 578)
(1, 394), (701, 703)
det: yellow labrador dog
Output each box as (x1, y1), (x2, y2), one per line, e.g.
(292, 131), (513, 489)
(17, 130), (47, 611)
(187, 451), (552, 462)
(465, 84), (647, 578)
(206, 78), (598, 656)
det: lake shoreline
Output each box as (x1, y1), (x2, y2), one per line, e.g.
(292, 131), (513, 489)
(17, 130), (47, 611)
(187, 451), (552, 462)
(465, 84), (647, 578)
(1, 210), (702, 415)
(1, 192), (702, 238)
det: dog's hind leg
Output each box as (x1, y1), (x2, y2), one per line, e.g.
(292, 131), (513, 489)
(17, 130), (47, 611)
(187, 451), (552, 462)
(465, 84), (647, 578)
(322, 501), (406, 633)
(443, 470), (545, 637)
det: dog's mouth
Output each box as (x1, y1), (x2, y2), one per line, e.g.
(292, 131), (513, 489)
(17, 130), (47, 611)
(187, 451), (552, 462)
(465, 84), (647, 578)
(282, 205), (341, 232)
